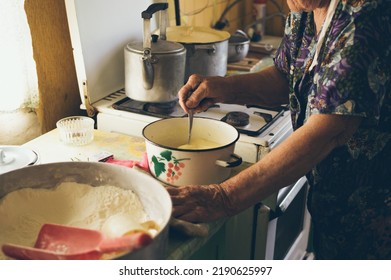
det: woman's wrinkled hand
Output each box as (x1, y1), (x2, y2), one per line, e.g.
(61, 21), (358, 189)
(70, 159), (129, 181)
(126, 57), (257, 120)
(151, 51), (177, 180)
(178, 74), (232, 114)
(166, 184), (235, 223)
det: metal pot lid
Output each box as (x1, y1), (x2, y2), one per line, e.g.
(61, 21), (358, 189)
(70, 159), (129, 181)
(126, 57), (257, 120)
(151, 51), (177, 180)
(126, 36), (185, 55)
(229, 29), (250, 44)
(0, 146), (38, 174)
(165, 26), (230, 44)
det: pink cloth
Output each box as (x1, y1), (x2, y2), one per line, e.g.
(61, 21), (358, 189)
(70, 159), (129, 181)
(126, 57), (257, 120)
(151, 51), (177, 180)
(106, 152), (150, 173)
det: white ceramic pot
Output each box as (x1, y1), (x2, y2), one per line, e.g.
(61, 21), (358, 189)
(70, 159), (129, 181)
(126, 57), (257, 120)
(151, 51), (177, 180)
(143, 117), (242, 186)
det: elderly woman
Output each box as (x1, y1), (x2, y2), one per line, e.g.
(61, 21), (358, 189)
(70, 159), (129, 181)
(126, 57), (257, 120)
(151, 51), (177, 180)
(167, 0), (391, 259)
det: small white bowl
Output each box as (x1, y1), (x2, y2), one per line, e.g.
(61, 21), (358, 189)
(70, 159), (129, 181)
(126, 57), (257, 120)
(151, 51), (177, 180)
(56, 116), (94, 146)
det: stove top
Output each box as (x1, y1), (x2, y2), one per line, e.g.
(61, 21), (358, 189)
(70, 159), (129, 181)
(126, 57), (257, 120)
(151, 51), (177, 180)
(113, 97), (185, 118)
(113, 96), (287, 136)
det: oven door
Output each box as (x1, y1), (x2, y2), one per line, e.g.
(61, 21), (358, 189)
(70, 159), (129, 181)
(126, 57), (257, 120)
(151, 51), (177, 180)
(252, 176), (311, 260)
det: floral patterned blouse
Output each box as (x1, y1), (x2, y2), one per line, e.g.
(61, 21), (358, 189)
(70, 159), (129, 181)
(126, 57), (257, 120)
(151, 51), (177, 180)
(274, 0), (391, 259)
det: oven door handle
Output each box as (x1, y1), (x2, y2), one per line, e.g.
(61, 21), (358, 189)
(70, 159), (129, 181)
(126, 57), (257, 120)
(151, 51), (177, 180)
(279, 177), (307, 212)
(268, 176), (307, 220)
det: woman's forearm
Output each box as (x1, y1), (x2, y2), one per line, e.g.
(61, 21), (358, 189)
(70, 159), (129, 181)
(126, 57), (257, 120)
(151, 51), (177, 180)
(220, 114), (362, 215)
(225, 65), (290, 107)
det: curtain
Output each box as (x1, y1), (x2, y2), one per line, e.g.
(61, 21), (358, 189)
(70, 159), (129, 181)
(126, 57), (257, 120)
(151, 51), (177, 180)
(0, 0), (38, 112)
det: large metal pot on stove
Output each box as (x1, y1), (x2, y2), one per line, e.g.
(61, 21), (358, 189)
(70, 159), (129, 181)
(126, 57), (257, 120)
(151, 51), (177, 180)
(162, 26), (230, 82)
(125, 3), (186, 103)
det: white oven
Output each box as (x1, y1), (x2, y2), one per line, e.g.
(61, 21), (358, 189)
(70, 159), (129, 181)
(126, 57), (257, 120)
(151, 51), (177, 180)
(257, 177), (312, 260)
(64, 0), (312, 260)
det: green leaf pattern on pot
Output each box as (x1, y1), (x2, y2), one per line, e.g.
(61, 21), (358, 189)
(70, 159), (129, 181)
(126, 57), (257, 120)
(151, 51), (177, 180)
(150, 150), (190, 184)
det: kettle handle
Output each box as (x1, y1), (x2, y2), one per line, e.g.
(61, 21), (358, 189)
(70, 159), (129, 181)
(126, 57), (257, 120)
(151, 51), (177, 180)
(141, 3), (168, 90)
(142, 3), (168, 48)
(141, 3), (168, 19)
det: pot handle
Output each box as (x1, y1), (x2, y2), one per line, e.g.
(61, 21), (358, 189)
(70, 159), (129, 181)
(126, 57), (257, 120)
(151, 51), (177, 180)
(235, 44), (245, 54)
(215, 153), (242, 168)
(194, 44), (217, 55)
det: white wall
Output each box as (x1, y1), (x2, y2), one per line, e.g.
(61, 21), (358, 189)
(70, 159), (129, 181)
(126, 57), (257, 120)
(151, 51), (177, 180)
(0, 110), (41, 145)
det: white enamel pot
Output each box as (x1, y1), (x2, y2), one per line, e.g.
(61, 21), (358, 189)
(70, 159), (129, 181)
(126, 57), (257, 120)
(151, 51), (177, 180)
(143, 117), (242, 186)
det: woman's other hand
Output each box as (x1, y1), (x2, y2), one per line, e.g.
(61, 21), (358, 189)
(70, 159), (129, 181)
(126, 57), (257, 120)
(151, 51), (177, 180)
(166, 184), (235, 223)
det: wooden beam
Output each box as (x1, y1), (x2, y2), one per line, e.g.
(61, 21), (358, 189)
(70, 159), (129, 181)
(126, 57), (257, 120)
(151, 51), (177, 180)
(24, 0), (83, 133)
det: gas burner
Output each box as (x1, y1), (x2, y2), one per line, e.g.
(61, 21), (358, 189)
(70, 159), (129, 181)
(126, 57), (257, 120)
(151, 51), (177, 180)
(112, 97), (186, 118)
(223, 111), (250, 127)
(143, 101), (178, 115)
(253, 111), (273, 123)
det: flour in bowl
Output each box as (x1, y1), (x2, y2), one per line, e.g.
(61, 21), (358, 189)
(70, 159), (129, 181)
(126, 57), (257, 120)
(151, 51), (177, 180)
(0, 182), (155, 260)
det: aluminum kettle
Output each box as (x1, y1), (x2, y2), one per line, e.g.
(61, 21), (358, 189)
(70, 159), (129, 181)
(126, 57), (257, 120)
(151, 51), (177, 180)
(124, 3), (186, 103)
